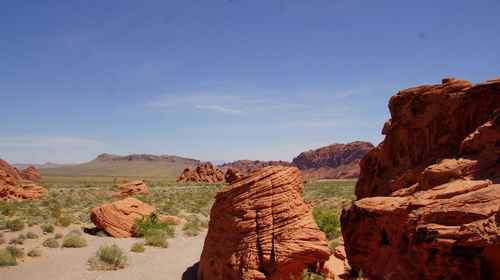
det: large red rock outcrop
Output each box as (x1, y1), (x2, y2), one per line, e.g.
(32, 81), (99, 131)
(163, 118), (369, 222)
(90, 197), (155, 238)
(177, 162), (225, 183)
(20, 165), (42, 182)
(0, 158), (48, 201)
(115, 180), (150, 196)
(341, 78), (500, 280)
(293, 141), (373, 180)
(198, 166), (330, 280)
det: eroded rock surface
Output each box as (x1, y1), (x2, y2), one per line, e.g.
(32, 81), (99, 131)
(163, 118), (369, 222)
(224, 167), (245, 184)
(341, 78), (500, 280)
(0, 158), (48, 201)
(90, 197), (155, 237)
(198, 166), (330, 280)
(177, 162), (225, 183)
(115, 180), (150, 196)
(20, 165), (42, 182)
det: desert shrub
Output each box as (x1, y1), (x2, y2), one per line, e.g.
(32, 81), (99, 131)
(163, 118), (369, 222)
(9, 234), (26, 245)
(27, 248), (43, 257)
(57, 215), (73, 227)
(6, 218), (24, 231)
(62, 233), (87, 248)
(69, 229), (82, 235)
(96, 229), (109, 237)
(27, 216), (44, 226)
(134, 214), (174, 238)
(41, 223), (54, 233)
(5, 245), (24, 259)
(299, 268), (327, 280)
(145, 229), (169, 248)
(182, 216), (203, 236)
(0, 249), (16, 266)
(54, 232), (64, 239)
(130, 242), (145, 253)
(312, 206), (340, 240)
(0, 238), (4, 244)
(42, 238), (59, 248)
(328, 239), (341, 253)
(89, 244), (128, 270)
(26, 231), (39, 239)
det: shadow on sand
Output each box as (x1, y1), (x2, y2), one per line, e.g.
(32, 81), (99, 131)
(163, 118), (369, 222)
(182, 262), (199, 280)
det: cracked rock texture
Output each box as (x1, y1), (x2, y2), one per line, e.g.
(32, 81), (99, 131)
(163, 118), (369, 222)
(20, 165), (42, 182)
(198, 166), (330, 280)
(114, 180), (150, 196)
(341, 78), (500, 280)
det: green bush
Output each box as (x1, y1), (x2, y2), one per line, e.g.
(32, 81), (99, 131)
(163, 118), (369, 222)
(312, 206), (340, 240)
(9, 234), (26, 245)
(182, 217), (203, 236)
(41, 223), (54, 233)
(57, 215), (73, 227)
(0, 249), (17, 266)
(145, 229), (169, 248)
(27, 248), (43, 257)
(134, 214), (174, 238)
(89, 244), (128, 270)
(62, 233), (87, 248)
(26, 231), (39, 239)
(6, 218), (24, 231)
(5, 245), (24, 259)
(42, 238), (59, 248)
(130, 242), (145, 253)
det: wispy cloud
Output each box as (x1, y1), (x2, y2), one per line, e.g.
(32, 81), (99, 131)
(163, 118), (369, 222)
(0, 136), (107, 149)
(194, 104), (244, 114)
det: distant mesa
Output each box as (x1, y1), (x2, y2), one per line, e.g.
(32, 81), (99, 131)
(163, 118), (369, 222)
(0, 158), (48, 201)
(198, 166), (332, 279)
(40, 153), (200, 179)
(341, 77), (500, 279)
(293, 141), (374, 180)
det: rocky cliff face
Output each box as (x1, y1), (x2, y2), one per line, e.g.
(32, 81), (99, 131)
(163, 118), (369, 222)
(341, 78), (500, 279)
(198, 166), (330, 280)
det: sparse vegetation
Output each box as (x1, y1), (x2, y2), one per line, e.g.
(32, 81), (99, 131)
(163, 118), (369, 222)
(61, 233), (87, 248)
(130, 242), (145, 253)
(26, 231), (39, 239)
(42, 238), (60, 248)
(5, 245), (24, 259)
(0, 248), (17, 266)
(89, 244), (128, 270)
(312, 205), (341, 240)
(182, 216), (207, 236)
(57, 215), (73, 227)
(134, 213), (174, 238)
(41, 223), (55, 233)
(145, 229), (169, 248)
(54, 233), (64, 239)
(27, 248), (43, 257)
(6, 218), (25, 231)
(9, 234), (26, 245)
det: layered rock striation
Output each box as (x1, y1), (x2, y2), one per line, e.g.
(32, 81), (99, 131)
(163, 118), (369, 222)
(198, 166), (330, 280)
(0, 158), (48, 201)
(177, 162), (225, 183)
(341, 78), (500, 279)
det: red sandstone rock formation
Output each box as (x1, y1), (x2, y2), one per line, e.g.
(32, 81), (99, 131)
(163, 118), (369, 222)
(90, 197), (155, 238)
(112, 178), (129, 183)
(177, 162), (225, 183)
(224, 167), (245, 184)
(198, 166), (330, 280)
(219, 160), (292, 174)
(341, 78), (500, 280)
(0, 158), (48, 201)
(20, 165), (42, 182)
(293, 141), (373, 180)
(115, 180), (150, 196)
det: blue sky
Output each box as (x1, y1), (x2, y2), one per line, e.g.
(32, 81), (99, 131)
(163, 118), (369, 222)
(1, 0), (499, 164)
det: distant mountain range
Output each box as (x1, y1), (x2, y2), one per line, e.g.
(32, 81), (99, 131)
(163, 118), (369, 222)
(40, 153), (200, 179)
(32, 141), (374, 180)
(13, 162), (76, 170)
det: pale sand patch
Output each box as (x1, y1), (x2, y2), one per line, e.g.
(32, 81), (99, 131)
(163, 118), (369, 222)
(0, 225), (205, 280)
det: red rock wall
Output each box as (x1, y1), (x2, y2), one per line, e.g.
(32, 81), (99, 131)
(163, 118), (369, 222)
(341, 78), (500, 280)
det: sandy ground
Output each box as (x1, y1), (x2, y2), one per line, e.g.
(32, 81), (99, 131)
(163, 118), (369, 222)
(0, 224), (205, 280)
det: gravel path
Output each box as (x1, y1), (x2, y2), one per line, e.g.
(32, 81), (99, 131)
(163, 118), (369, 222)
(0, 225), (205, 280)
